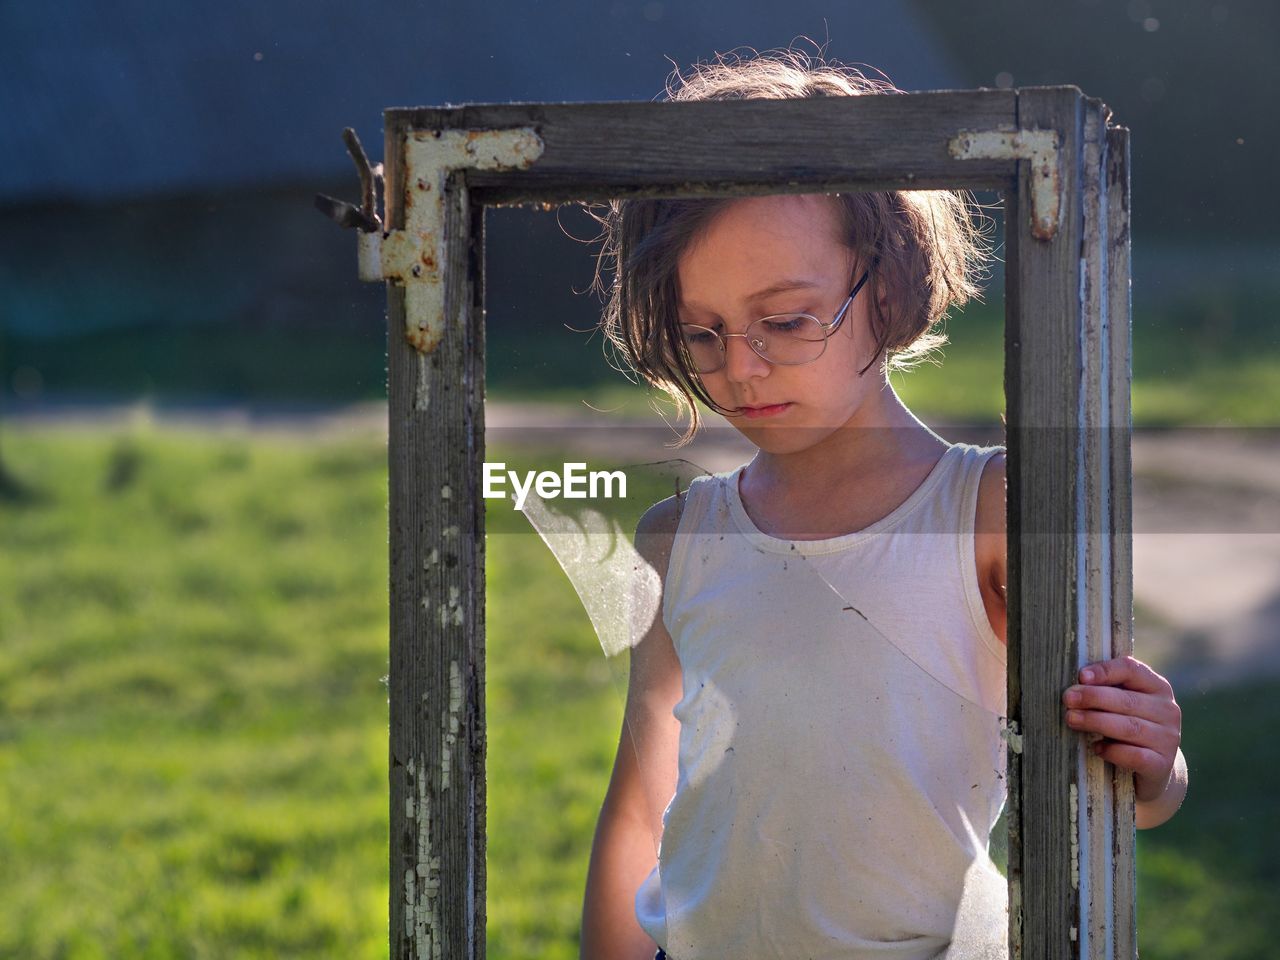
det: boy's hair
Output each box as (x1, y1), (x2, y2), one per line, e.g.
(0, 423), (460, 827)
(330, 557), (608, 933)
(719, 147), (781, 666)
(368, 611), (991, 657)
(589, 47), (995, 445)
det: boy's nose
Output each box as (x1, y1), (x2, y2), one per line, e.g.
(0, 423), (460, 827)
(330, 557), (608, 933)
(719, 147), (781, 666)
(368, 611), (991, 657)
(722, 334), (771, 382)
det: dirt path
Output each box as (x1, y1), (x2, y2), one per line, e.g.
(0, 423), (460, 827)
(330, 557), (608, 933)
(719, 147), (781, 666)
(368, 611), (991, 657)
(10, 398), (1279, 694)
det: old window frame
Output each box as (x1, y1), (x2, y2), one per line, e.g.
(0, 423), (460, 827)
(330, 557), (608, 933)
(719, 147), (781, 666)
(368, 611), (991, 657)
(365, 87), (1134, 960)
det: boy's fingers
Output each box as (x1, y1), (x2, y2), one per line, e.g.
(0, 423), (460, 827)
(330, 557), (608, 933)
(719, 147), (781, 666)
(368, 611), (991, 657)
(1061, 683), (1182, 726)
(1064, 707), (1180, 754)
(1079, 655), (1173, 697)
(1092, 740), (1169, 785)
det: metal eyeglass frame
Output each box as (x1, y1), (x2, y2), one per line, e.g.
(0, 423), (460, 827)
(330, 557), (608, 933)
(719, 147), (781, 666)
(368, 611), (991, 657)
(679, 267), (874, 374)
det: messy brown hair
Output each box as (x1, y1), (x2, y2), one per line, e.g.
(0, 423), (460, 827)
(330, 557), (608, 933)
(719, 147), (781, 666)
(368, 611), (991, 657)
(588, 47), (995, 445)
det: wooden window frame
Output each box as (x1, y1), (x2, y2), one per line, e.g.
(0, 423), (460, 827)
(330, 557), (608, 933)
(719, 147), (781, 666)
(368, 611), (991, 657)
(365, 87), (1134, 959)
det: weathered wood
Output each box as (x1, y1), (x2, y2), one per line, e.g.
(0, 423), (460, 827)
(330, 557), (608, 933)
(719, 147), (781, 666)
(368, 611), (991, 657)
(386, 111), (488, 959)
(1002, 131), (1026, 959)
(1106, 122), (1137, 960)
(1005, 86), (1135, 959)
(1005, 85), (1086, 960)
(1073, 99), (1137, 960)
(388, 93), (1019, 202)
(374, 83), (1134, 960)
(1081, 95), (1119, 959)
(1082, 96), (1110, 957)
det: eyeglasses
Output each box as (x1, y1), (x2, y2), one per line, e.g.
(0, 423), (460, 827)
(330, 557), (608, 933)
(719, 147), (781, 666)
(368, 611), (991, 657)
(677, 268), (873, 375)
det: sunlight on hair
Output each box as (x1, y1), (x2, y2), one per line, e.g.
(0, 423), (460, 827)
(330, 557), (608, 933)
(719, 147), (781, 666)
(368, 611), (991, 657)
(584, 43), (1000, 447)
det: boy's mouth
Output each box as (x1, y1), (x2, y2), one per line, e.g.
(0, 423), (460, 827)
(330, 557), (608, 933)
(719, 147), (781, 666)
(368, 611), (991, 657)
(736, 402), (792, 419)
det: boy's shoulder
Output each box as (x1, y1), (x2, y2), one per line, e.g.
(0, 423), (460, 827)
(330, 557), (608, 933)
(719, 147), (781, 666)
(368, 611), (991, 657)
(635, 492), (685, 541)
(975, 449), (1008, 631)
(975, 447), (1007, 534)
(635, 467), (719, 540)
(634, 493), (685, 586)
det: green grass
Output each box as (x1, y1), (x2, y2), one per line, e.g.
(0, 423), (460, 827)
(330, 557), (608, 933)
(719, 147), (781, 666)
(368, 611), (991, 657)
(0, 429), (392, 959)
(0, 429), (1275, 958)
(0, 428), (663, 959)
(1135, 681), (1280, 959)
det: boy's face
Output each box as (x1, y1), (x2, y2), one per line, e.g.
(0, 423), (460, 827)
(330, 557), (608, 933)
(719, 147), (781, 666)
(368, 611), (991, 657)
(675, 194), (884, 456)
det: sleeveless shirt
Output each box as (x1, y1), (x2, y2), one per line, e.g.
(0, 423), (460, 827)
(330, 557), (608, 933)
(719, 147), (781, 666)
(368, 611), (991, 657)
(634, 442), (1010, 960)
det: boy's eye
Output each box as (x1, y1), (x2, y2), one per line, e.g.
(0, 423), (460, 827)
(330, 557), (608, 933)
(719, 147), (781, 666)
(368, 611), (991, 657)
(680, 325), (719, 344)
(760, 315), (809, 334)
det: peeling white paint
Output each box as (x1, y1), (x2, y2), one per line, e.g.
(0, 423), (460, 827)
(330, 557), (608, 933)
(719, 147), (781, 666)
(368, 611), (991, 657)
(1070, 782), (1080, 890)
(999, 718), (1024, 754)
(415, 353), (432, 411)
(425, 547), (439, 568)
(420, 594), (431, 612)
(1009, 874), (1023, 955)
(404, 869), (415, 938)
(449, 660), (462, 717)
(441, 659), (463, 790)
(443, 526), (459, 538)
(407, 752), (444, 958)
(438, 585), (464, 628)
(441, 484), (452, 500)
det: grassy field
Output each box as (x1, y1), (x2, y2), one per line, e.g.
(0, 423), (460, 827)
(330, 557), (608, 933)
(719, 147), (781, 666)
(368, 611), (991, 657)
(0, 428), (1275, 958)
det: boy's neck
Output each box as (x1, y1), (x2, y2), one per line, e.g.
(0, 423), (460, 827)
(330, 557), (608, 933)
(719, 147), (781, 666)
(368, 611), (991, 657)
(737, 391), (949, 541)
(747, 383), (944, 492)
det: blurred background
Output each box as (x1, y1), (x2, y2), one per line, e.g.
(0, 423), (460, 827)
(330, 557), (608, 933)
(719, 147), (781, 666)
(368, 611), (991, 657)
(2, 1), (1277, 957)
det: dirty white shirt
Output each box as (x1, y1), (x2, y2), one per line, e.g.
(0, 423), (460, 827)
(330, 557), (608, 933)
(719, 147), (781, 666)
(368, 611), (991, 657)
(634, 442), (1010, 960)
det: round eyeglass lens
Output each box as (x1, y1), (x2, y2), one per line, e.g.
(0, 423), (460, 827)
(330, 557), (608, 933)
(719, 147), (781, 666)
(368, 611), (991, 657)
(679, 326), (726, 373)
(749, 315), (827, 364)
(680, 315), (830, 373)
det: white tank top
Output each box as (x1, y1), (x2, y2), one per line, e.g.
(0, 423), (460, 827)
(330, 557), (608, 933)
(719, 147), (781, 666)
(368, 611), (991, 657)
(634, 442), (1010, 960)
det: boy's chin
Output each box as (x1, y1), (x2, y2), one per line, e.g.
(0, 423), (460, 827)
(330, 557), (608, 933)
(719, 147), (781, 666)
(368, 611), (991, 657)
(729, 421), (845, 456)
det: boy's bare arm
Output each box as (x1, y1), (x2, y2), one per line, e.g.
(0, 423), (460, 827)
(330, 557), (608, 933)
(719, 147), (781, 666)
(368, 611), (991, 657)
(580, 496), (685, 960)
(1134, 746), (1188, 829)
(579, 721), (670, 960)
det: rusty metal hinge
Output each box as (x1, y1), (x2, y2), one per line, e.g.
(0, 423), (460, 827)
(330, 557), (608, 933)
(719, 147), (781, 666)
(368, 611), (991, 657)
(366, 129), (545, 358)
(948, 128), (1061, 240)
(377, 128), (543, 353)
(317, 125), (545, 354)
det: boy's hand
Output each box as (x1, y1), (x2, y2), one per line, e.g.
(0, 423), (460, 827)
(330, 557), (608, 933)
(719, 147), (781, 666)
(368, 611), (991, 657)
(1061, 655), (1182, 803)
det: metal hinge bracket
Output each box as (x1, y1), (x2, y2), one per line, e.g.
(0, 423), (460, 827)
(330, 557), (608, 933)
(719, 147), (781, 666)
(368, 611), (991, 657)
(948, 128), (1061, 240)
(361, 127), (545, 354)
